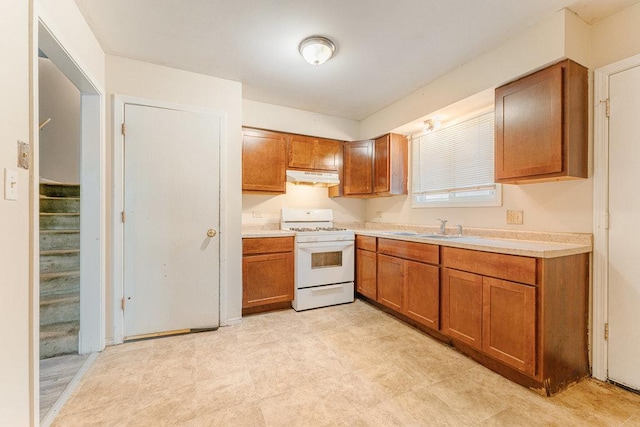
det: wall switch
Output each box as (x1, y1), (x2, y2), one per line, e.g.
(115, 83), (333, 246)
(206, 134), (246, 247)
(507, 209), (523, 225)
(252, 210), (263, 218)
(4, 168), (18, 201)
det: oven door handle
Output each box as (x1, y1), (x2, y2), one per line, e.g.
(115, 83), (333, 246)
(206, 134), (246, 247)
(297, 241), (355, 253)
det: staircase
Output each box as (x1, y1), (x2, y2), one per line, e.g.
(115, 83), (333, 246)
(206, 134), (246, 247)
(39, 183), (80, 359)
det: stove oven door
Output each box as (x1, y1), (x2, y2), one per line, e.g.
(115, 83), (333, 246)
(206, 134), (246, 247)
(296, 241), (355, 288)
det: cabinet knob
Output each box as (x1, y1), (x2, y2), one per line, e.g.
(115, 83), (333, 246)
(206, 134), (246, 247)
(207, 229), (217, 237)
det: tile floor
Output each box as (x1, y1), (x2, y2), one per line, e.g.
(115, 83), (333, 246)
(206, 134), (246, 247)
(53, 300), (640, 426)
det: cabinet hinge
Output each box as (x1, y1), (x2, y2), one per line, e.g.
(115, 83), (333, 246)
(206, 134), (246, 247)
(121, 297), (126, 311)
(121, 123), (127, 135)
(604, 323), (609, 340)
(601, 99), (610, 118)
(121, 211), (126, 223)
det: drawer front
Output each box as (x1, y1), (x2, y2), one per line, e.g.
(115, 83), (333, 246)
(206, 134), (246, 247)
(243, 237), (294, 255)
(378, 238), (439, 265)
(442, 247), (536, 285)
(356, 235), (377, 251)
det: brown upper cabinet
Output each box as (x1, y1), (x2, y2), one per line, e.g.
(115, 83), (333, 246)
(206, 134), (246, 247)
(342, 133), (408, 197)
(495, 59), (588, 184)
(242, 128), (287, 194)
(288, 134), (341, 172)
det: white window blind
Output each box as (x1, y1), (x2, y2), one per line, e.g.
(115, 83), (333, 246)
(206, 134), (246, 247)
(412, 111), (501, 207)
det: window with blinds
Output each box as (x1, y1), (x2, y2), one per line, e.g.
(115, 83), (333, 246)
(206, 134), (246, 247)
(412, 111), (501, 207)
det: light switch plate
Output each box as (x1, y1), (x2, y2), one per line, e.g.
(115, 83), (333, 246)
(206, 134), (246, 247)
(507, 209), (523, 225)
(4, 168), (18, 200)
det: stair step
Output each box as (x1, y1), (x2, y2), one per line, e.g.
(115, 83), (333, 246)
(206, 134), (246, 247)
(39, 183), (80, 198)
(40, 196), (80, 214)
(40, 294), (80, 326)
(41, 271), (80, 298)
(40, 230), (80, 251)
(40, 322), (79, 359)
(40, 213), (80, 231)
(40, 250), (80, 274)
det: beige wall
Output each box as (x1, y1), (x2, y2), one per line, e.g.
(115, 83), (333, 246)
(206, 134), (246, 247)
(39, 57), (81, 183)
(105, 55), (244, 330)
(592, 2), (640, 69)
(0, 1), (31, 423)
(362, 9), (595, 234)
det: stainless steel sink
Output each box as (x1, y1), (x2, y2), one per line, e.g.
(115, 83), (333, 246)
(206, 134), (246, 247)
(415, 233), (465, 239)
(383, 231), (418, 236)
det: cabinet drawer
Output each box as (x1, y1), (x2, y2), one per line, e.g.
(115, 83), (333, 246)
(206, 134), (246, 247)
(356, 235), (376, 251)
(442, 247), (536, 285)
(378, 238), (439, 265)
(243, 237), (294, 255)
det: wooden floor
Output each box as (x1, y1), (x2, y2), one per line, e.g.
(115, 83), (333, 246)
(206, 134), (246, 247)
(40, 354), (89, 421)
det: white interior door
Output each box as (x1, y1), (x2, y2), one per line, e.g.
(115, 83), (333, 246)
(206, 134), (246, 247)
(608, 64), (640, 391)
(123, 103), (220, 339)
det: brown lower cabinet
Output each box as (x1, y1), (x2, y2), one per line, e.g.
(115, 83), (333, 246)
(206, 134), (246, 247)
(356, 235), (377, 300)
(355, 235), (589, 395)
(242, 237), (294, 313)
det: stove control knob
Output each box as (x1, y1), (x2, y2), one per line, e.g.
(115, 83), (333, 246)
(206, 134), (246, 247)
(207, 229), (217, 237)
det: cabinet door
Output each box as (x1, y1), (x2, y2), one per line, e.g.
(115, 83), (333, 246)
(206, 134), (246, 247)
(288, 135), (315, 170)
(442, 268), (483, 350)
(483, 277), (536, 376)
(374, 134), (390, 193)
(242, 252), (294, 308)
(356, 249), (377, 300)
(377, 254), (403, 312)
(404, 260), (439, 330)
(344, 140), (373, 195)
(314, 138), (341, 171)
(242, 129), (286, 193)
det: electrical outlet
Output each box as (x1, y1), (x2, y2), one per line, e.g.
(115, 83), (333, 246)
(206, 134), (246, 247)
(507, 209), (523, 225)
(252, 211), (263, 218)
(375, 211), (383, 219)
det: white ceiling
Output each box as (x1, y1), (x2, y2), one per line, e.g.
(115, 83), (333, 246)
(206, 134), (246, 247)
(75, 0), (639, 121)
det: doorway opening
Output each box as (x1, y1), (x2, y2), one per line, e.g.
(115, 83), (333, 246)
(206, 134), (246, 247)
(36, 18), (105, 423)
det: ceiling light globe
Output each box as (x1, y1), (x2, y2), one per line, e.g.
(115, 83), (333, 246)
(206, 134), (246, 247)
(299, 36), (336, 65)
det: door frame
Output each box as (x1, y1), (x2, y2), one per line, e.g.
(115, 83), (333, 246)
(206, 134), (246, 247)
(112, 95), (224, 344)
(33, 4), (106, 421)
(592, 52), (640, 381)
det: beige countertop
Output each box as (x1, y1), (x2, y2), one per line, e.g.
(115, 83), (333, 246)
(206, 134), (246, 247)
(241, 229), (296, 238)
(355, 229), (592, 258)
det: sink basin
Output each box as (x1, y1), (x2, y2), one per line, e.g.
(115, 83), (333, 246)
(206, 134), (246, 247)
(384, 231), (418, 236)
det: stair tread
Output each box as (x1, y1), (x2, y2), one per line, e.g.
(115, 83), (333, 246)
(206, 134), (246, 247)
(40, 212), (80, 217)
(40, 322), (80, 339)
(40, 229), (80, 234)
(41, 271), (80, 279)
(40, 195), (80, 200)
(41, 249), (80, 256)
(41, 294), (80, 306)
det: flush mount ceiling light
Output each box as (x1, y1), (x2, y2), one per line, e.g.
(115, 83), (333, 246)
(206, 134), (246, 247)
(299, 36), (336, 65)
(423, 119), (442, 132)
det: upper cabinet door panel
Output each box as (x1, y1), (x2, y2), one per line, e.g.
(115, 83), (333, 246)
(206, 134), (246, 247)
(313, 138), (341, 171)
(288, 135), (341, 171)
(374, 134), (390, 193)
(288, 135), (315, 170)
(495, 60), (587, 184)
(344, 140), (374, 195)
(242, 128), (286, 193)
(496, 65), (563, 179)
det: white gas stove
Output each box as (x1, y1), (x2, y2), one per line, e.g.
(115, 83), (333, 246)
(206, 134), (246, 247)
(281, 208), (355, 311)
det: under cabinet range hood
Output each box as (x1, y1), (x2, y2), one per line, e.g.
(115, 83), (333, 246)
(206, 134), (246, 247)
(286, 170), (340, 187)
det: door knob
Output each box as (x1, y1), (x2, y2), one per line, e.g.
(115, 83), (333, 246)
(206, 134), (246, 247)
(207, 229), (217, 237)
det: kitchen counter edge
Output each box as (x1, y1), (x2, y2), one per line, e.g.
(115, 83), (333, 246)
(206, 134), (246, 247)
(242, 230), (296, 238)
(355, 230), (592, 259)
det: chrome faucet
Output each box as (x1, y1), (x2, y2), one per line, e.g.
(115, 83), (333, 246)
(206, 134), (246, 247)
(456, 224), (463, 236)
(437, 218), (447, 235)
